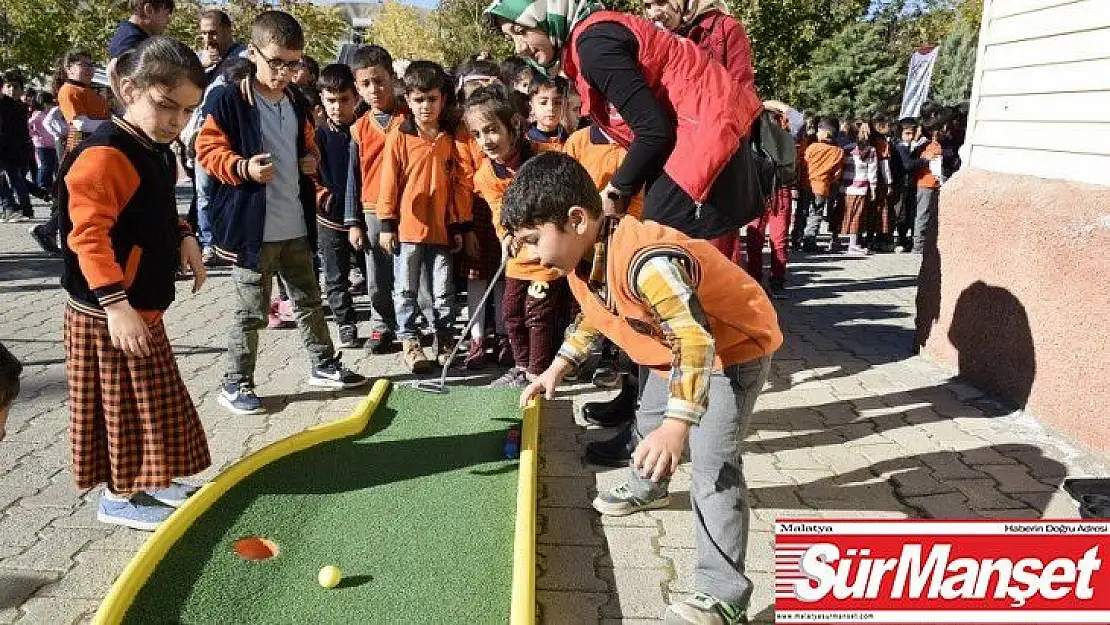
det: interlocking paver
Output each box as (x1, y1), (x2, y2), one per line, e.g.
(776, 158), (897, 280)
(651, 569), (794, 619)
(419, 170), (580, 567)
(4, 201), (1110, 624)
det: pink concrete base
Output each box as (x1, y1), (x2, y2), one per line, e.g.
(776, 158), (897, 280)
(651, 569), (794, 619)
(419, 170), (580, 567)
(921, 168), (1110, 452)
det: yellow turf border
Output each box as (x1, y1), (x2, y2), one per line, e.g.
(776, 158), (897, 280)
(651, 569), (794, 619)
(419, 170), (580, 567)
(92, 379), (391, 625)
(511, 396), (541, 625)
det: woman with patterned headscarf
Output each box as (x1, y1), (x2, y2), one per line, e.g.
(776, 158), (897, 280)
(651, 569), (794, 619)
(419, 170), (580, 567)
(484, 0), (763, 240)
(484, 2), (764, 624)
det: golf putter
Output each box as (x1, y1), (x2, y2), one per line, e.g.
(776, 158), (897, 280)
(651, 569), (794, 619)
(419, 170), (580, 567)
(414, 247), (511, 395)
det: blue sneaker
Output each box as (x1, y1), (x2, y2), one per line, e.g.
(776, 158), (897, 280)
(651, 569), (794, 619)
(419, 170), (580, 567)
(218, 382), (265, 415)
(146, 481), (199, 508)
(97, 493), (175, 531)
(309, 354), (368, 389)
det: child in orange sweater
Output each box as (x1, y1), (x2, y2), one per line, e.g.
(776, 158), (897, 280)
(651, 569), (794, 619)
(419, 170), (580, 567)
(465, 85), (570, 388)
(377, 61), (472, 373)
(800, 118), (844, 252)
(512, 153), (782, 623)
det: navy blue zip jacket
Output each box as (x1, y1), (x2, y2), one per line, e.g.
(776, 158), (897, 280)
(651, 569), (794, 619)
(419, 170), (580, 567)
(195, 78), (319, 269)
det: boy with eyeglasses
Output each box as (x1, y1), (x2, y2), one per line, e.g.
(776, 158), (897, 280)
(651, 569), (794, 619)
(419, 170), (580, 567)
(197, 10), (367, 416)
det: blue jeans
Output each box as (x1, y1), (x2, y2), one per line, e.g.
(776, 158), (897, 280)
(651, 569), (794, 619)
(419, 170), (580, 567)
(193, 165), (215, 248)
(0, 164), (31, 215)
(35, 148), (57, 192)
(393, 243), (454, 341)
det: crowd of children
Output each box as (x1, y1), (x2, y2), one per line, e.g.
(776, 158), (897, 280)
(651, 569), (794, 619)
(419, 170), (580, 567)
(793, 106), (961, 257)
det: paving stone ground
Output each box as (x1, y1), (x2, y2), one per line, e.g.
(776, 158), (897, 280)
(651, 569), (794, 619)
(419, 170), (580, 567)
(2, 195), (1108, 624)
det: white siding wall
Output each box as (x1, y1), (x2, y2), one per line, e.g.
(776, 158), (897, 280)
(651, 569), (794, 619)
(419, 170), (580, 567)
(965, 0), (1110, 186)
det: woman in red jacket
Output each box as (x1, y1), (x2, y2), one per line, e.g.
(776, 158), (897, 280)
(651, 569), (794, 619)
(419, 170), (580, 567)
(485, 0), (763, 240)
(642, 0), (757, 262)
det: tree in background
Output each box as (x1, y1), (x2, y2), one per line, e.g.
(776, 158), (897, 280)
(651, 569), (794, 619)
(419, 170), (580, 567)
(434, 0), (511, 67)
(799, 19), (902, 118)
(0, 0), (347, 80)
(369, 0), (442, 63)
(731, 0), (871, 104)
(931, 14), (978, 106)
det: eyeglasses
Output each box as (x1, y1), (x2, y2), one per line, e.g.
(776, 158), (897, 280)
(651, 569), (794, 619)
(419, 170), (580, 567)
(252, 45), (304, 75)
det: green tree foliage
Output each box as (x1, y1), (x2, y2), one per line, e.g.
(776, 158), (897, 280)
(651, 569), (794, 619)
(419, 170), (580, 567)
(729, 0), (871, 104)
(433, 0), (512, 67)
(369, 0), (443, 63)
(0, 0), (347, 81)
(931, 15), (977, 106)
(799, 19), (902, 117)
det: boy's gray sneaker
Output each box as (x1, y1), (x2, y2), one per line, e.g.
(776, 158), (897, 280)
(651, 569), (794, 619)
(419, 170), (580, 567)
(664, 592), (746, 625)
(592, 482), (670, 516)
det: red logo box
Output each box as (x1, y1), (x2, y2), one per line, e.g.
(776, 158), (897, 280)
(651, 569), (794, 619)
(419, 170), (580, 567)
(774, 519), (1110, 623)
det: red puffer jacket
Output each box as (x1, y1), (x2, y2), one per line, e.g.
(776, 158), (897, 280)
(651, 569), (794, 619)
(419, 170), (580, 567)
(562, 11), (762, 204)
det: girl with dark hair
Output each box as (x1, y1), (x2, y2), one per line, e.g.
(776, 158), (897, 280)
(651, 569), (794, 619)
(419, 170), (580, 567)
(58, 37), (210, 531)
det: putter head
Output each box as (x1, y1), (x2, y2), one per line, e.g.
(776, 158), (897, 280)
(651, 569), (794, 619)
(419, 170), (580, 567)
(412, 381), (448, 394)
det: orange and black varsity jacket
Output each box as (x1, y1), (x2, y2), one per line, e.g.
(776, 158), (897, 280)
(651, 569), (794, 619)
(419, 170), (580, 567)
(59, 117), (192, 319)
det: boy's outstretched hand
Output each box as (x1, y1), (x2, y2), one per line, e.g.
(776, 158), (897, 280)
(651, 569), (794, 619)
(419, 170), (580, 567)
(633, 418), (691, 483)
(519, 357), (573, 408)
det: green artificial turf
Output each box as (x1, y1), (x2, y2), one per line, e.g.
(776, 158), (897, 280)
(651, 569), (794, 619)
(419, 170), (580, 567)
(124, 386), (523, 625)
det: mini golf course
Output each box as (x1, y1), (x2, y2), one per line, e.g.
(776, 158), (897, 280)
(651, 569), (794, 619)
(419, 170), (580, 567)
(93, 380), (539, 624)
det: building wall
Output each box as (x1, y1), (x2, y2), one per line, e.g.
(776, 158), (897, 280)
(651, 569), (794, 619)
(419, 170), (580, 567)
(963, 0), (1110, 187)
(924, 0), (1110, 451)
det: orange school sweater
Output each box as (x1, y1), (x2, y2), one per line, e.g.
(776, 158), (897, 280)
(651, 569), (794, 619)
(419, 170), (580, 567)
(471, 144), (561, 282)
(804, 140), (845, 197)
(351, 108), (405, 214)
(377, 119), (472, 246)
(563, 126), (643, 219)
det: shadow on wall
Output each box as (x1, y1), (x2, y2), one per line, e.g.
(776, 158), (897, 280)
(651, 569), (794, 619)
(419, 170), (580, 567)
(947, 280), (1036, 409)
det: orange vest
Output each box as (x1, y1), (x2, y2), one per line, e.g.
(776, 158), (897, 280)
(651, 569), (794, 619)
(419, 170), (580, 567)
(567, 217), (782, 371)
(351, 109), (405, 214)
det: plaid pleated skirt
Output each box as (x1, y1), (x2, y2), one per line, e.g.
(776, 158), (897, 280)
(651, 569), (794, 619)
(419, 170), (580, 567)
(840, 194), (872, 235)
(64, 306), (210, 492)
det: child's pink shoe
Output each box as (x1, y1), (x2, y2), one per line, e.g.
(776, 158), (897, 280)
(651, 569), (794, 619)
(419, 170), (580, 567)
(277, 299), (296, 324)
(267, 299), (284, 329)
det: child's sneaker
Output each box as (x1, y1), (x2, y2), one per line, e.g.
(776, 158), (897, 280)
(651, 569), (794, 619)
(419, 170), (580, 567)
(846, 245), (871, 256)
(338, 325), (359, 348)
(490, 366), (527, 388)
(29, 224), (61, 256)
(97, 492), (175, 531)
(267, 299), (285, 329)
(218, 382), (265, 415)
(366, 329), (395, 354)
(277, 298), (296, 323)
(146, 480), (200, 508)
(309, 355), (368, 388)
(402, 340), (434, 374)
(664, 592), (746, 624)
(592, 482), (671, 516)
(464, 337), (488, 370)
